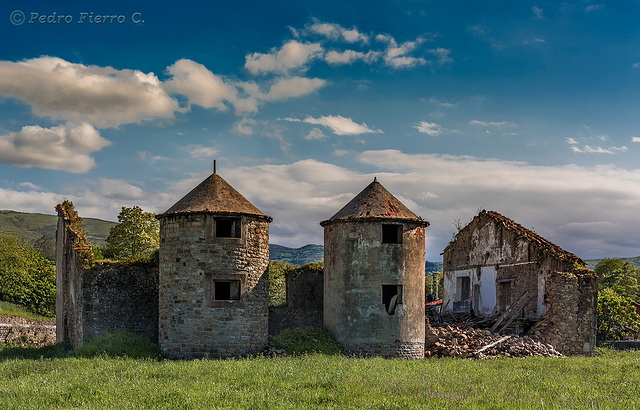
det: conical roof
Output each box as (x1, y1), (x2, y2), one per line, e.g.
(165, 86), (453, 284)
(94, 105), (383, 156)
(321, 178), (427, 226)
(158, 173), (271, 220)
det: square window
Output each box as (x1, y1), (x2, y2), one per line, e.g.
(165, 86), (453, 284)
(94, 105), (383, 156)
(382, 224), (402, 244)
(213, 280), (240, 300)
(382, 284), (403, 315)
(216, 218), (240, 238)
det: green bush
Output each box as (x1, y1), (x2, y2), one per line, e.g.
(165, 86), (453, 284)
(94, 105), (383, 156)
(597, 289), (640, 341)
(271, 326), (343, 355)
(71, 331), (163, 360)
(0, 234), (55, 317)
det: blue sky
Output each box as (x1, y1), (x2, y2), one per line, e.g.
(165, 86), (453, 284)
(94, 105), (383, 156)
(1, 0), (640, 261)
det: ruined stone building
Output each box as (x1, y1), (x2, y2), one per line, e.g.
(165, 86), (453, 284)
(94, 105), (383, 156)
(321, 178), (429, 359)
(443, 210), (597, 355)
(55, 205), (158, 348)
(156, 172), (272, 359)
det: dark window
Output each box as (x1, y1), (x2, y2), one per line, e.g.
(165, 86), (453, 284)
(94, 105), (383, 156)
(216, 218), (240, 238)
(213, 280), (240, 300)
(382, 224), (402, 244)
(382, 285), (403, 315)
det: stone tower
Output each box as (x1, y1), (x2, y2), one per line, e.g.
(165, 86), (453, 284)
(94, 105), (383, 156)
(156, 171), (272, 359)
(320, 178), (428, 359)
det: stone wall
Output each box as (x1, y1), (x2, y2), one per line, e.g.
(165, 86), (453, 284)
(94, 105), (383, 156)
(158, 213), (270, 359)
(530, 270), (598, 356)
(56, 208), (160, 348)
(55, 210), (83, 347)
(82, 262), (158, 344)
(0, 315), (56, 347)
(323, 220), (426, 359)
(268, 265), (323, 336)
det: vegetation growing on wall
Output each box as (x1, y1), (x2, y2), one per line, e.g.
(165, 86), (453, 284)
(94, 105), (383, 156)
(268, 260), (295, 307)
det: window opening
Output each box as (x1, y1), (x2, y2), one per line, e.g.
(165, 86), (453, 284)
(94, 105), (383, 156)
(456, 276), (470, 301)
(216, 218), (240, 238)
(382, 285), (403, 315)
(213, 280), (240, 300)
(382, 224), (402, 244)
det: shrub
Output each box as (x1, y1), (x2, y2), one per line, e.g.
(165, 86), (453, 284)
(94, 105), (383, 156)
(0, 234), (56, 317)
(270, 326), (343, 355)
(268, 260), (296, 307)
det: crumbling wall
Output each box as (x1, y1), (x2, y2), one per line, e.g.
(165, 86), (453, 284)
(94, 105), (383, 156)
(269, 265), (323, 336)
(56, 205), (160, 348)
(55, 208), (83, 347)
(82, 262), (158, 344)
(530, 271), (598, 356)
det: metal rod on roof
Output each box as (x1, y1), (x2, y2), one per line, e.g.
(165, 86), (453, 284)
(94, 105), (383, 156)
(214, 159), (217, 174)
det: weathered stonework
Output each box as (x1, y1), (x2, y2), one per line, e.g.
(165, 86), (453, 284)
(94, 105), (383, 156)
(56, 208), (159, 348)
(321, 179), (428, 359)
(443, 210), (598, 356)
(268, 265), (323, 336)
(158, 212), (271, 359)
(82, 263), (158, 344)
(531, 271), (598, 356)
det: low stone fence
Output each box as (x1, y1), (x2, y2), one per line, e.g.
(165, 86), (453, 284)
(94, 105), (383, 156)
(0, 315), (56, 347)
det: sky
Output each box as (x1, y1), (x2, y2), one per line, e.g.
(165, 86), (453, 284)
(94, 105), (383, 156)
(1, 0), (640, 261)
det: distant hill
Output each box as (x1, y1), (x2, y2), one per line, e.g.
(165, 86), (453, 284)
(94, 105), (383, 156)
(269, 244), (324, 265)
(425, 261), (443, 273)
(585, 257), (640, 270)
(0, 210), (116, 245)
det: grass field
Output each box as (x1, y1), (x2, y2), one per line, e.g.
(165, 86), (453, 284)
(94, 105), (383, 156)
(0, 301), (54, 322)
(0, 345), (638, 409)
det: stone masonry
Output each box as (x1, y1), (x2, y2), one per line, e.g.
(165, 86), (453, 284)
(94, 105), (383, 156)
(158, 213), (270, 358)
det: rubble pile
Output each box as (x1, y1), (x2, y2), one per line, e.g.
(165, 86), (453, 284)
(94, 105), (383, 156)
(425, 325), (565, 359)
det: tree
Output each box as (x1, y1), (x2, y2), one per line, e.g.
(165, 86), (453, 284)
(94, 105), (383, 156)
(597, 289), (640, 341)
(105, 206), (159, 261)
(0, 233), (56, 316)
(595, 258), (640, 301)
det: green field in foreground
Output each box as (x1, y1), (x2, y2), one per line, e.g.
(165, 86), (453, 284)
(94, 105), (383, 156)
(0, 348), (639, 409)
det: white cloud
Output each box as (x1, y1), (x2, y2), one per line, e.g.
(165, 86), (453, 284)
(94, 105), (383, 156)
(244, 40), (323, 75)
(18, 182), (43, 190)
(137, 151), (169, 163)
(469, 120), (516, 127)
(97, 178), (146, 200)
(164, 59), (243, 112)
(0, 57), (179, 128)
(0, 123), (110, 173)
(428, 48), (453, 65)
(232, 118), (257, 136)
(308, 21), (369, 44)
(632, 137), (640, 142)
(325, 50), (381, 65)
(333, 149), (349, 156)
(414, 121), (442, 136)
(428, 97), (456, 108)
(304, 128), (329, 140)
(585, 4), (605, 13)
(250, 77), (326, 101)
(377, 34), (427, 69)
(532, 6), (544, 19)
(178, 144), (219, 158)
(633, 63), (640, 69)
(283, 115), (383, 135)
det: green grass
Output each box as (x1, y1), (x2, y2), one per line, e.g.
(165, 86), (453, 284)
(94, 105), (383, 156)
(0, 345), (638, 408)
(0, 301), (53, 322)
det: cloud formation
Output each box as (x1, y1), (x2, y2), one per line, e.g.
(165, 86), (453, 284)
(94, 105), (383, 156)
(0, 123), (110, 173)
(244, 40), (323, 75)
(414, 121), (442, 136)
(283, 115), (383, 135)
(308, 21), (369, 44)
(0, 57), (179, 128)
